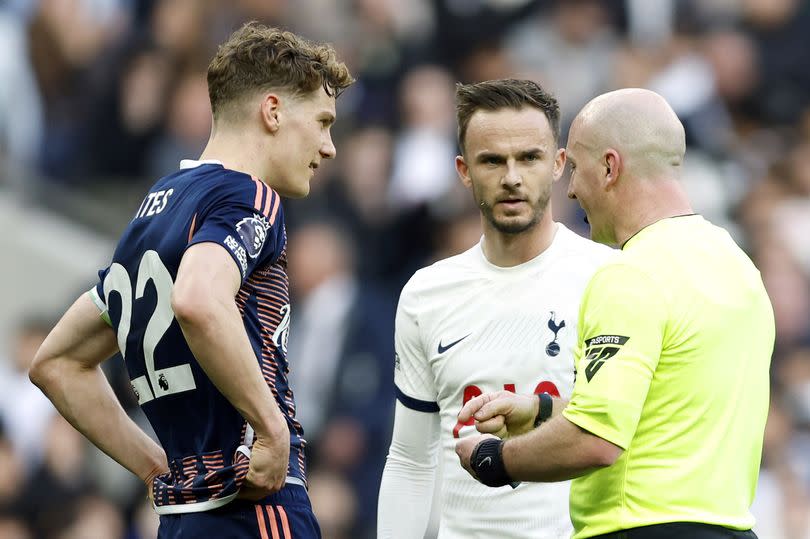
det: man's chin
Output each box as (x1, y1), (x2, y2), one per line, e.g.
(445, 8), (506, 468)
(277, 181), (310, 199)
(492, 217), (536, 235)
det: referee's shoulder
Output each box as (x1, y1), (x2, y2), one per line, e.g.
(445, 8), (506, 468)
(587, 250), (654, 286)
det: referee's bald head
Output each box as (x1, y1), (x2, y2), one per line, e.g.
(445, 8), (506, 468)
(570, 88), (685, 181)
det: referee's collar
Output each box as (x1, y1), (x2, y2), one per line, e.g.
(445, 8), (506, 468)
(621, 214), (699, 250)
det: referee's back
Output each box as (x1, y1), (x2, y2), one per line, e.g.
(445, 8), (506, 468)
(565, 214), (775, 538)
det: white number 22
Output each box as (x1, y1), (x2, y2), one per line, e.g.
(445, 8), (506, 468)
(103, 250), (196, 404)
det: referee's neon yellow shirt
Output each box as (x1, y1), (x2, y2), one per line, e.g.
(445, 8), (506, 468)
(563, 215), (775, 539)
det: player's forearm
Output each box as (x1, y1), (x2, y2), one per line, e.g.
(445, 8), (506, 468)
(502, 415), (620, 482)
(377, 455), (436, 538)
(378, 402), (440, 537)
(175, 297), (285, 439)
(548, 396), (567, 420)
(509, 394), (568, 436)
(31, 359), (167, 483)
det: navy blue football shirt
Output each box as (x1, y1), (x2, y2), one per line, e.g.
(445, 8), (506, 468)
(90, 160), (306, 513)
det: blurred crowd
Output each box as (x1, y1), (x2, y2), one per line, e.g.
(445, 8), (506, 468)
(1, 0), (810, 538)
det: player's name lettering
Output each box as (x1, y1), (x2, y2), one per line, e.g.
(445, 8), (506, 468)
(135, 189), (174, 219)
(585, 335), (629, 346)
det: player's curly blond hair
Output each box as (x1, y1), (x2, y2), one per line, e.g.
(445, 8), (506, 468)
(207, 22), (354, 120)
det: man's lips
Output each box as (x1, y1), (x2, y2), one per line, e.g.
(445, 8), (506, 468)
(497, 198), (526, 207)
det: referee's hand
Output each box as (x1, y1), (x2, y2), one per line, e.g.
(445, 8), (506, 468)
(458, 391), (539, 438)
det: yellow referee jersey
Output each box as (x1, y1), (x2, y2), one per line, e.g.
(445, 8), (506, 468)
(562, 215), (775, 539)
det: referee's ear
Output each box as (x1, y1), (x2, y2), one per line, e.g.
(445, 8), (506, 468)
(604, 149), (622, 189)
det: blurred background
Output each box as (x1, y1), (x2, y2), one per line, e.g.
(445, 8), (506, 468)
(0, 0), (809, 537)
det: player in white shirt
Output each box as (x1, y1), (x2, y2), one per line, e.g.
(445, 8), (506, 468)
(377, 79), (614, 539)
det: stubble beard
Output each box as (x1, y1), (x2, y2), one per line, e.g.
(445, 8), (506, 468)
(477, 184), (552, 236)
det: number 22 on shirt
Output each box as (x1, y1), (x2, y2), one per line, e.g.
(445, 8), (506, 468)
(104, 250), (196, 404)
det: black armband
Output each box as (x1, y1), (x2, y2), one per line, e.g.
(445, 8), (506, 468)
(470, 438), (513, 488)
(533, 393), (553, 428)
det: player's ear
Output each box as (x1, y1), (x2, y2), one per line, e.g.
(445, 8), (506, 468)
(260, 93), (281, 133)
(552, 148), (566, 182)
(455, 155), (472, 188)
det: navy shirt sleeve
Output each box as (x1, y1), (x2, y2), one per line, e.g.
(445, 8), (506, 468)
(188, 177), (284, 282)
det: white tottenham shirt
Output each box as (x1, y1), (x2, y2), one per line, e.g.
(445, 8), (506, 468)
(378, 223), (615, 539)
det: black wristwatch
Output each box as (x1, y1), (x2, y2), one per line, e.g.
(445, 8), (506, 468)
(533, 393), (553, 428)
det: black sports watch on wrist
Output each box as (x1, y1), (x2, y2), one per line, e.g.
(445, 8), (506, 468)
(533, 392), (553, 428)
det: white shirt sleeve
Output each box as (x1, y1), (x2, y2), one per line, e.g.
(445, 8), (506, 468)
(377, 401), (441, 539)
(379, 278), (442, 538)
(393, 277), (438, 409)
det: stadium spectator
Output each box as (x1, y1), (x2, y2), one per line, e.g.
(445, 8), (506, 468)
(286, 219), (395, 537)
(0, 318), (55, 471)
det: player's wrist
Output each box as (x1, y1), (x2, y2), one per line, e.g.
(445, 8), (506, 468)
(470, 437), (513, 487)
(253, 414), (289, 440)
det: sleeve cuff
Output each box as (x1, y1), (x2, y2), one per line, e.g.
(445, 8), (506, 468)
(88, 287), (112, 327)
(395, 386), (439, 413)
(563, 408), (630, 450)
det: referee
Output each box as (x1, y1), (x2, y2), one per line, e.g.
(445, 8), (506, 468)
(455, 88), (774, 539)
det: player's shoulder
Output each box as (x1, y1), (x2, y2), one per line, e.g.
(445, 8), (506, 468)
(553, 224), (617, 267)
(186, 163), (266, 201)
(401, 242), (482, 298)
(177, 162), (283, 221)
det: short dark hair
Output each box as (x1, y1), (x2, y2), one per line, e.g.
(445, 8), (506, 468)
(455, 79), (560, 154)
(207, 22), (354, 120)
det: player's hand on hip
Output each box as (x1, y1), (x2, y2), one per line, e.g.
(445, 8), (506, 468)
(240, 423), (291, 500)
(458, 391), (539, 438)
(455, 433), (497, 479)
(142, 451), (169, 506)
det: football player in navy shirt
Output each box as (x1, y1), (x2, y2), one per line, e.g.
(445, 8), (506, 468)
(30, 22), (354, 538)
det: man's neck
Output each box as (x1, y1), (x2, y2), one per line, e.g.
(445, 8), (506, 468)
(198, 130), (267, 181)
(481, 213), (557, 268)
(614, 179), (693, 247)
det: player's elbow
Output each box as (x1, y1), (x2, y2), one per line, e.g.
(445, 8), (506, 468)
(171, 284), (217, 328)
(29, 347), (60, 393)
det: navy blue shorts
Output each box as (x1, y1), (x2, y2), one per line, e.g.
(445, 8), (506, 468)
(158, 485), (321, 539)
